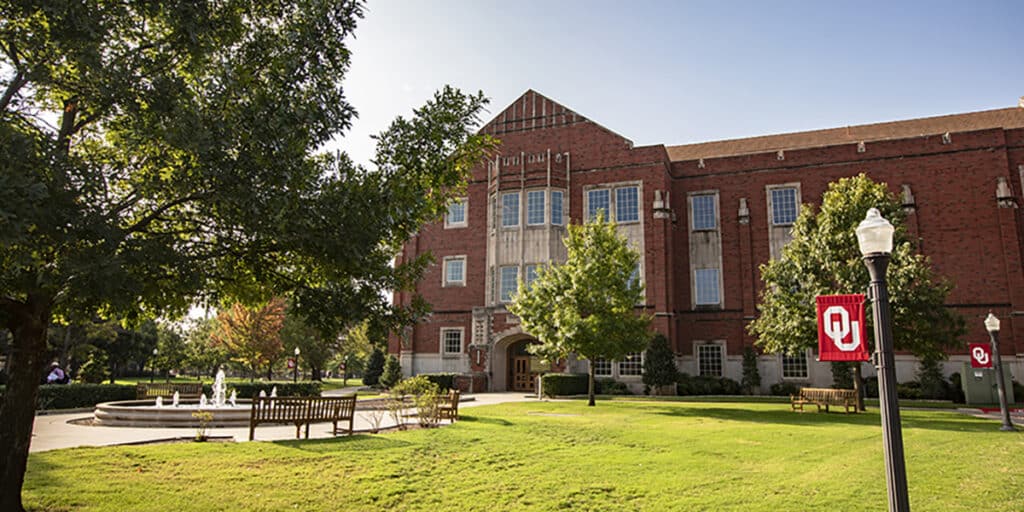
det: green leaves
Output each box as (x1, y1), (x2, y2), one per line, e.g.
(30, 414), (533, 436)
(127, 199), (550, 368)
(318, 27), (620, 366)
(509, 214), (650, 363)
(749, 174), (964, 359)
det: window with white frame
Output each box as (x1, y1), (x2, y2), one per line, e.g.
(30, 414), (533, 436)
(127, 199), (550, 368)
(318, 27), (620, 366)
(440, 328), (463, 355)
(629, 264), (642, 289)
(587, 189), (610, 222)
(445, 198), (467, 228)
(615, 186), (639, 223)
(499, 266), (519, 302)
(782, 351), (809, 379)
(526, 190), (545, 225)
(501, 192), (519, 227)
(694, 268), (720, 305)
(770, 187), (799, 225)
(551, 191), (564, 226)
(618, 352), (643, 376)
(524, 264), (540, 289)
(443, 256), (465, 287)
(691, 193), (717, 231)
(592, 358), (612, 377)
(698, 344), (723, 377)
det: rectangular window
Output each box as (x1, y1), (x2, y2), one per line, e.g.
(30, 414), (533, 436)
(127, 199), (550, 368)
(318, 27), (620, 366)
(587, 189), (610, 222)
(618, 352), (643, 376)
(691, 194), (716, 231)
(694, 268), (720, 305)
(499, 266), (519, 302)
(443, 256), (465, 287)
(441, 328), (462, 355)
(524, 264), (540, 289)
(698, 344), (723, 377)
(771, 188), (798, 225)
(782, 351), (809, 379)
(615, 186), (639, 223)
(551, 191), (564, 226)
(501, 192), (519, 227)
(592, 358), (612, 377)
(445, 198), (467, 228)
(527, 190), (545, 225)
(629, 264), (641, 289)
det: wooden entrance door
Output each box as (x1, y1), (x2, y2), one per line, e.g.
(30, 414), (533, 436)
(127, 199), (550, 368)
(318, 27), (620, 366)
(512, 356), (535, 392)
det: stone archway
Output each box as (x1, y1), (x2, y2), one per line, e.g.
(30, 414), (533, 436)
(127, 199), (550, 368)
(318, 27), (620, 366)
(491, 330), (534, 391)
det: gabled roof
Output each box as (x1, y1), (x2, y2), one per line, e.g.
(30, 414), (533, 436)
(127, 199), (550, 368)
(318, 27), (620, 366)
(480, 89), (633, 145)
(666, 106), (1024, 162)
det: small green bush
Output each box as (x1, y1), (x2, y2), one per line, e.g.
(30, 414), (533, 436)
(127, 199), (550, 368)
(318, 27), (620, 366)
(863, 377), (879, 398)
(897, 381), (923, 400)
(769, 382), (801, 396)
(227, 382), (321, 398)
(830, 362), (854, 390)
(421, 373), (457, 391)
(677, 373), (742, 396)
(595, 378), (631, 395)
(948, 373), (966, 403)
(741, 347), (761, 394)
(642, 334), (678, 388)
(364, 348), (385, 386)
(380, 355), (402, 388)
(541, 373), (588, 397)
(76, 353), (110, 384)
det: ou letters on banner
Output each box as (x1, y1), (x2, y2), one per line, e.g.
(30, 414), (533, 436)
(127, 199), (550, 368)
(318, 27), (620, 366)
(816, 294), (870, 362)
(968, 343), (993, 368)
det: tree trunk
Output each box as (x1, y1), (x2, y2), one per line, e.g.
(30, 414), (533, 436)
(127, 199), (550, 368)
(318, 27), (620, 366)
(265, 366), (272, 381)
(587, 362), (596, 407)
(0, 296), (52, 512)
(853, 364), (866, 411)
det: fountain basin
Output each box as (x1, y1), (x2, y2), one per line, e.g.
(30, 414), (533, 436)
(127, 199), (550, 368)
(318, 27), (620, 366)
(93, 400), (254, 428)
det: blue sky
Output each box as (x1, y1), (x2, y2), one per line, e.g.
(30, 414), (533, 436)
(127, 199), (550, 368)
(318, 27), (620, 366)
(337, 0), (1022, 166)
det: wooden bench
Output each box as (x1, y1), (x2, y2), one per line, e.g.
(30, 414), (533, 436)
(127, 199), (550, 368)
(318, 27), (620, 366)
(136, 382), (204, 400)
(438, 389), (461, 422)
(248, 394), (357, 441)
(791, 387), (858, 414)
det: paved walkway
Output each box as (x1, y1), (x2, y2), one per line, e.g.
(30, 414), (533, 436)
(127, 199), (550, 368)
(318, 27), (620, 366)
(29, 392), (538, 453)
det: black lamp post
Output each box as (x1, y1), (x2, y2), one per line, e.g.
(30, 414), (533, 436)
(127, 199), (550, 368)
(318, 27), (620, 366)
(293, 346), (300, 383)
(150, 348), (158, 383)
(856, 208), (910, 512)
(983, 313), (1017, 431)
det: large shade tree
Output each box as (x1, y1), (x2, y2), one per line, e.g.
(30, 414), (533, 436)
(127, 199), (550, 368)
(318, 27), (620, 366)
(0, 2), (492, 509)
(748, 174), (964, 407)
(509, 214), (651, 406)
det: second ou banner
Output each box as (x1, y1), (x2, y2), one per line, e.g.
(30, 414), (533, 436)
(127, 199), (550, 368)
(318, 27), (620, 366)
(816, 294), (870, 362)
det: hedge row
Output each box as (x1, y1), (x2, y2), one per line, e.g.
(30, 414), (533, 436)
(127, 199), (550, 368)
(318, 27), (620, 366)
(676, 373), (743, 396)
(0, 384), (137, 410)
(226, 382), (322, 398)
(541, 373), (589, 396)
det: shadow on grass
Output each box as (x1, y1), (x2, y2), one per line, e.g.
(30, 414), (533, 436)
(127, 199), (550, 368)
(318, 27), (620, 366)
(646, 405), (1008, 433)
(273, 433), (412, 453)
(456, 415), (512, 427)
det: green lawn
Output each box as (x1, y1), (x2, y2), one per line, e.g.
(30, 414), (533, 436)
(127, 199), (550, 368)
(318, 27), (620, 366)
(24, 400), (1024, 511)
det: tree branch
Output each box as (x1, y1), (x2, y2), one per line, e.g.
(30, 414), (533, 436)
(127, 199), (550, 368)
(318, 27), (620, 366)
(0, 70), (28, 113)
(124, 194), (203, 234)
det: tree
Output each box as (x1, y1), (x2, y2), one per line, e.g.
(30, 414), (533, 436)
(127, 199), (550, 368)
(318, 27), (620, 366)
(380, 354), (402, 389)
(0, 3), (492, 506)
(336, 320), (376, 384)
(154, 323), (187, 380)
(211, 299), (285, 381)
(183, 317), (229, 379)
(642, 334), (678, 394)
(509, 214), (650, 406)
(748, 174), (964, 409)
(364, 348), (385, 387)
(280, 304), (341, 381)
(741, 347), (762, 395)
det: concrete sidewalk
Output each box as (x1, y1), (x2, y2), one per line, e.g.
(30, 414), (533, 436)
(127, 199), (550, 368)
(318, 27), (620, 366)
(29, 392), (538, 453)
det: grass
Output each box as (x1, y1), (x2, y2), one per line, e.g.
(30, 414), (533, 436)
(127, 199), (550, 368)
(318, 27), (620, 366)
(24, 400), (1024, 511)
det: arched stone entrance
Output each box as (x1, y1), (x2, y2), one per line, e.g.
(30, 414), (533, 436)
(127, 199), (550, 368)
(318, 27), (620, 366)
(491, 331), (538, 392)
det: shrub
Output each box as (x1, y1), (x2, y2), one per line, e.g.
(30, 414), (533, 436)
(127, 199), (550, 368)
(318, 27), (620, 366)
(897, 381), (923, 400)
(541, 373), (588, 397)
(380, 355), (402, 388)
(1013, 380), (1023, 404)
(1, 384), (138, 410)
(863, 376), (879, 398)
(227, 382), (321, 398)
(363, 348), (385, 386)
(830, 362), (854, 390)
(642, 334), (678, 388)
(76, 353), (110, 384)
(741, 347), (761, 394)
(769, 382), (801, 397)
(391, 376), (442, 428)
(916, 356), (949, 400)
(677, 373), (742, 396)
(421, 373), (457, 391)
(595, 378), (631, 395)
(948, 373), (966, 403)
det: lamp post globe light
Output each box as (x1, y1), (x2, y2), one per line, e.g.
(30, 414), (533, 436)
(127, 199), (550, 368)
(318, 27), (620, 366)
(150, 348), (159, 383)
(294, 347), (300, 383)
(984, 313), (1018, 431)
(856, 208), (910, 512)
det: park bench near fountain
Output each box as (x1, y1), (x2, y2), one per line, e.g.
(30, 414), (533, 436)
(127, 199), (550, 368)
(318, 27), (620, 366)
(135, 382), (204, 400)
(248, 394), (358, 441)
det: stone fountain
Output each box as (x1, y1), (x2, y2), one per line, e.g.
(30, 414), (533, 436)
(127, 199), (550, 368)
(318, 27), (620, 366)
(92, 369), (253, 427)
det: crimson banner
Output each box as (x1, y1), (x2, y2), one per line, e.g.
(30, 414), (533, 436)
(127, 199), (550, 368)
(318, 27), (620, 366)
(969, 343), (992, 368)
(816, 294), (869, 362)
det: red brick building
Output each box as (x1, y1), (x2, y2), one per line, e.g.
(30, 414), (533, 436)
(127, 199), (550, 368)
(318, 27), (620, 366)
(390, 90), (1024, 393)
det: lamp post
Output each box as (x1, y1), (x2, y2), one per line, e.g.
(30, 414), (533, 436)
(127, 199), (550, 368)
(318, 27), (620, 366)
(293, 347), (300, 383)
(983, 313), (1017, 431)
(150, 348), (159, 383)
(856, 208), (910, 512)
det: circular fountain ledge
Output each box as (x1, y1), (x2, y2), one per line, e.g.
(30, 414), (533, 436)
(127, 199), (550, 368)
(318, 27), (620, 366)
(93, 400), (254, 428)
